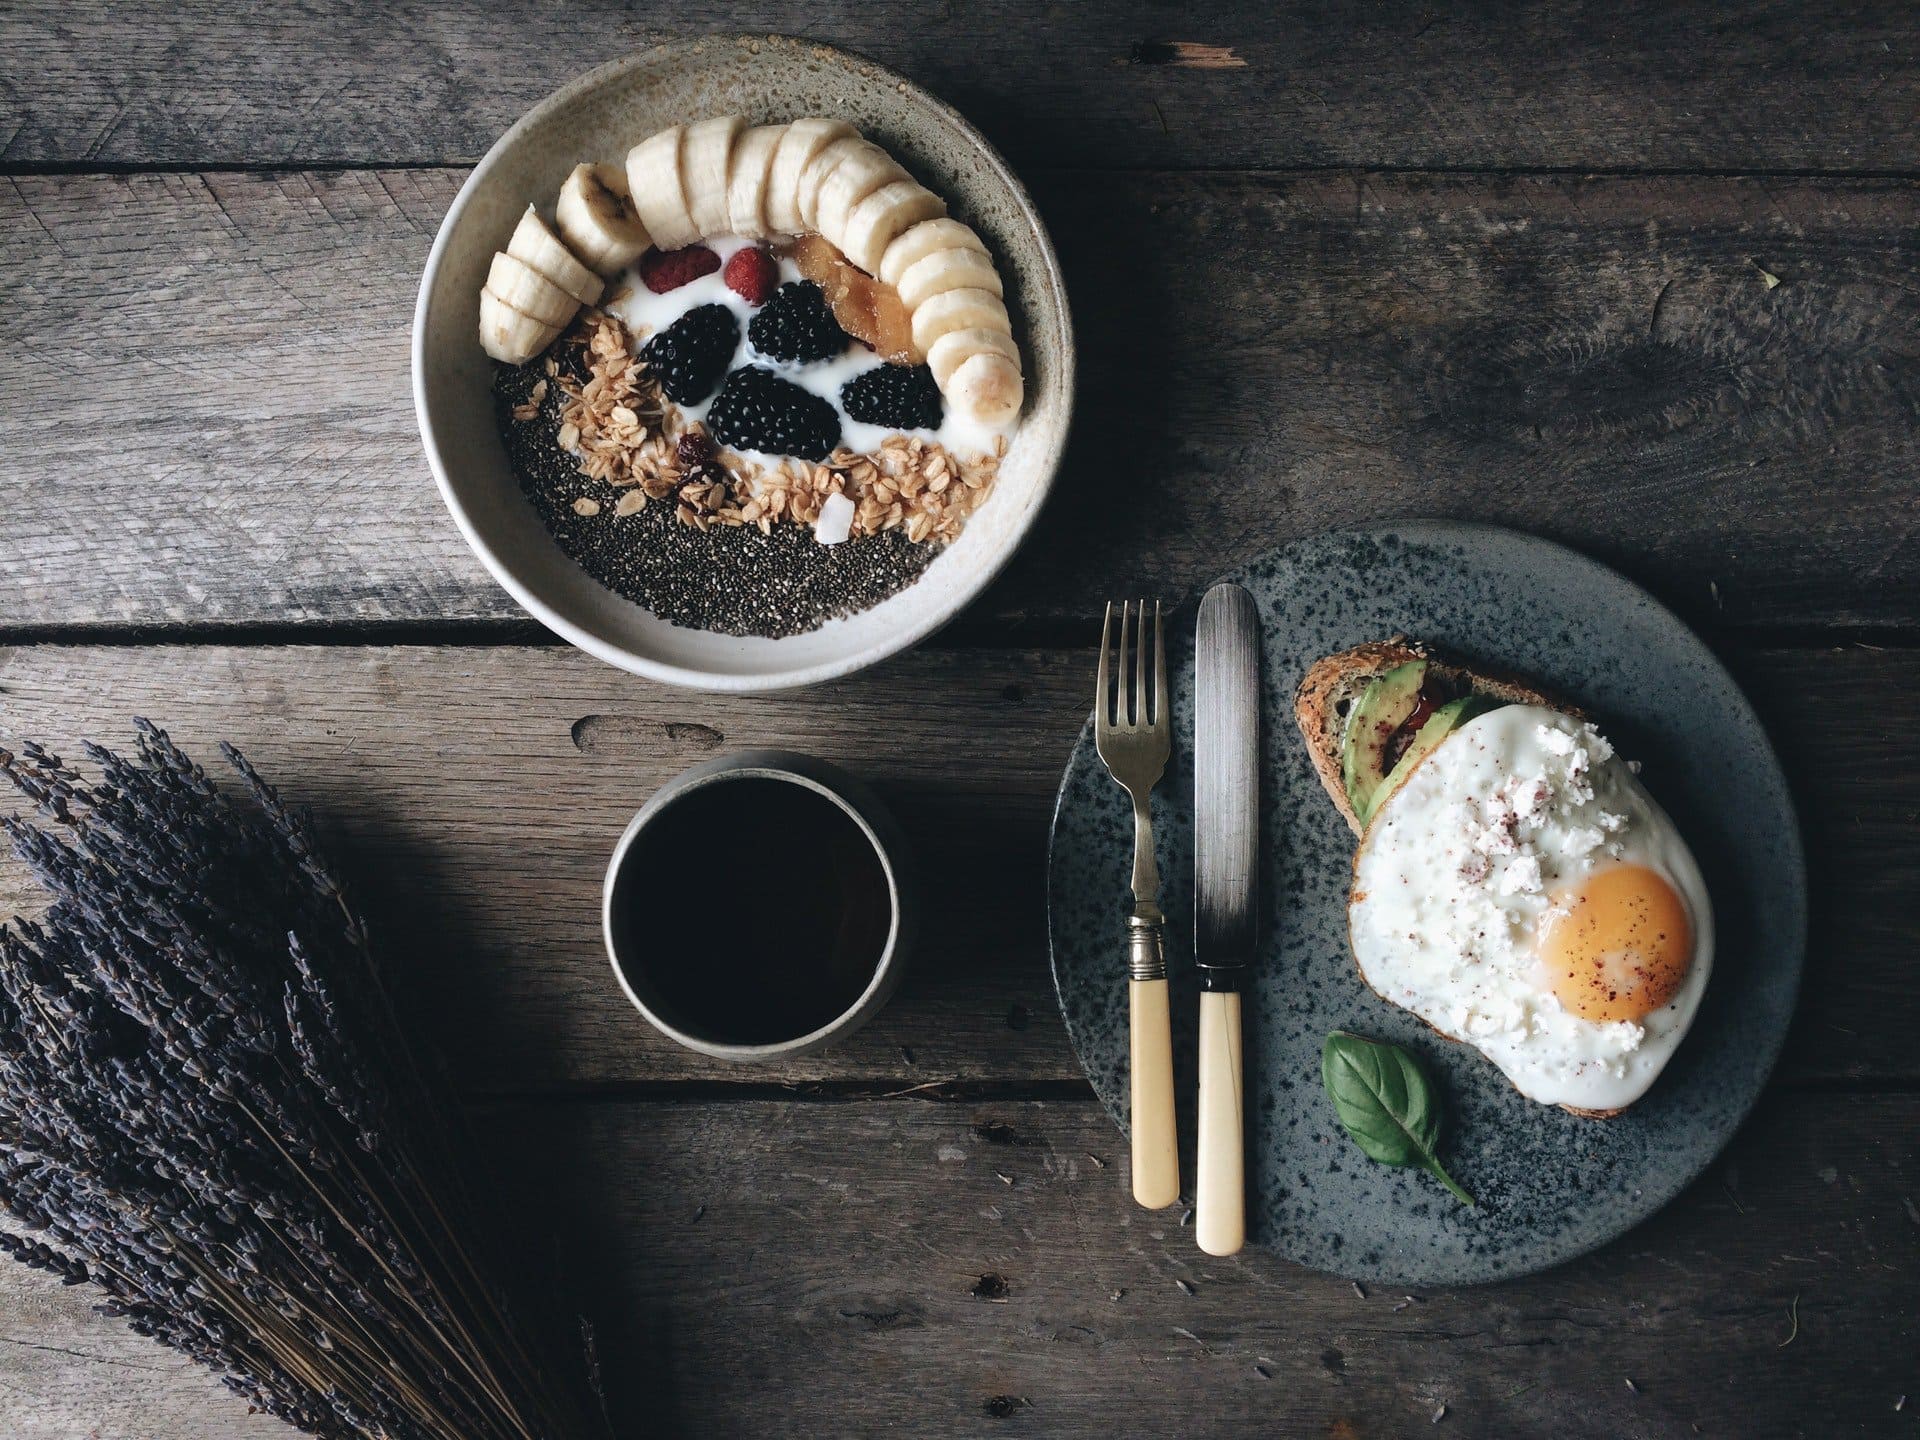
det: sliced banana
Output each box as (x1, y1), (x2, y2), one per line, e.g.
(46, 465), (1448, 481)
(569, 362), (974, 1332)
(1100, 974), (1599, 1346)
(765, 118), (854, 234)
(812, 140), (908, 246)
(895, 247), (1004, 312)
(838, 180), (946, 276)
(681, 115), (745, 237)
(879, 216), (989, 288)
(485, 252), (581, 329)
(725, 123), (787, 237)
(479, 290), (563, 366)
(506, 205), (604, 305)
(625, 125), (699, 250)
(949, 351), (1023, 426)
(554, 165), (651, 276)
(909, 286), (1011, 354)
(796, 135), (877, 234)
(926, 326), (1020, 388)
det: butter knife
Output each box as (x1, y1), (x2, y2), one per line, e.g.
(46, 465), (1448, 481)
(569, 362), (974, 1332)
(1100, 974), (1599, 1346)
(1193, 582), (1259, 1256)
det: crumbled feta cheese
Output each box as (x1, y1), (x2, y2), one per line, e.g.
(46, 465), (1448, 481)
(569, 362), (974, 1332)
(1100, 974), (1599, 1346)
(1598, 811), (1628, 833)
(1497, 854), (1543, 896)
(1537, 724), (1576, 755)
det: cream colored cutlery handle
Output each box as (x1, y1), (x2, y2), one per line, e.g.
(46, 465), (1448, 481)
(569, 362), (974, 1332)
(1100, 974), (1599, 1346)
(1129, 977), (1180, 1209)
(1196, 989), (1245, 1255)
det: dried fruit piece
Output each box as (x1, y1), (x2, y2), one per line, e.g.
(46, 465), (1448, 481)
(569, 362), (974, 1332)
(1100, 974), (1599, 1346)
(787, 234), (919, 364)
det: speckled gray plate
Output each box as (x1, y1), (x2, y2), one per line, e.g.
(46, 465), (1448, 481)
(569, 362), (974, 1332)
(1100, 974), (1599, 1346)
(1047, 522), (1805, 1285)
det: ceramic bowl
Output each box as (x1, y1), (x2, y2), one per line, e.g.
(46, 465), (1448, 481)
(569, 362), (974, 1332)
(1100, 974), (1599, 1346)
(413, 36), (1074, 691)
(603, 750), (917, 1060)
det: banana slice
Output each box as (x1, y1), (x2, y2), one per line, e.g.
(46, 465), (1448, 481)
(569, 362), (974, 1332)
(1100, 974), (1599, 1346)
(812, 139), (908, 247)
(879, 217), (989, 288)
(726, 123), (787, 237)
(681, 115), (745, 236)
(796, 135), (879, 234)
(895, 247), (1004, 312)
(765, 118), (855, 234)
(479, 290), (563, 365)
(949, 351), (1023, 426)
(925, 326), (1020, 388)
(838, 180), (946, 275)
(554, 165), (651, 276)
(625, 125), (699, 251)
(485, 252), (581, 329)
(908, 286), (1011, 354)
(507, 205), (604, 305)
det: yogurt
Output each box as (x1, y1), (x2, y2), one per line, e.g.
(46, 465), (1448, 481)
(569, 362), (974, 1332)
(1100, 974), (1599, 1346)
(604, 236), (1009, 464)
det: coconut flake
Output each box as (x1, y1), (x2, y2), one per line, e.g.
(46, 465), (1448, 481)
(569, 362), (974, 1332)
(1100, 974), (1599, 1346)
(813, 492), (856, 545)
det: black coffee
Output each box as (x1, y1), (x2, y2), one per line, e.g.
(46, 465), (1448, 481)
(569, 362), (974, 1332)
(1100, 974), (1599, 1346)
(610, 777), (893, 1046)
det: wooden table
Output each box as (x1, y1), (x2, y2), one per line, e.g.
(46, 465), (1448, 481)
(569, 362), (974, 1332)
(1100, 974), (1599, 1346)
(2, 6), (1916, 1436)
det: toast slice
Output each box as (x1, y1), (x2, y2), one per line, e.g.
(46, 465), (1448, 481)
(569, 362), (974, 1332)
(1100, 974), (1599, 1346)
(1294, 636), (1574, 838)
(1295, 640), (1615, 1118)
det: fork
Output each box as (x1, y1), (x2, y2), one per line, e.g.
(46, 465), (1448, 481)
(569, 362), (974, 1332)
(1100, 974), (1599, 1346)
(1094, 599), (1179, 1210)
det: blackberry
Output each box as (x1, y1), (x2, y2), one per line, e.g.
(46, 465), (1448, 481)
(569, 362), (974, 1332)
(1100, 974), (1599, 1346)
(840, 364), (944, 430)
(706, 367), (842, 461)
(641, 304), (739, 404)
(747, 281), (848, 363)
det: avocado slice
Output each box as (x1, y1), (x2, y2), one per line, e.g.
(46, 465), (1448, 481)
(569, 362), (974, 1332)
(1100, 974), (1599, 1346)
(1340, 660), (1428, 821)
(1361, 695), (1500, 827)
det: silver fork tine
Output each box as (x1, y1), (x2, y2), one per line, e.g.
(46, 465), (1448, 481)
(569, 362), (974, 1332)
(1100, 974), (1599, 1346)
(1096, 601), (1113, 730)
(1118, 600), (1135, 726)
(1152, 599), (1166, 728)
(1134, 597), (1151, 728)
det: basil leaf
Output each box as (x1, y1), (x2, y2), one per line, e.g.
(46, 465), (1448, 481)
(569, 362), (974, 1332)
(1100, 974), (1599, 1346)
(1320, 1031), (1474, 1206)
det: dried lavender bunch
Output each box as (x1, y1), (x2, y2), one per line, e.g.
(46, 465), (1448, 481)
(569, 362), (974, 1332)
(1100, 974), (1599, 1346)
(0, 722), (613, 1439)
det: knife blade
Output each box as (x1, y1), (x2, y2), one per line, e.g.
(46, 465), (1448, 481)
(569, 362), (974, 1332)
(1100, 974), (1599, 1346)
(1195, 583), (1260, 973)
(1193, 581), (1259, 1256)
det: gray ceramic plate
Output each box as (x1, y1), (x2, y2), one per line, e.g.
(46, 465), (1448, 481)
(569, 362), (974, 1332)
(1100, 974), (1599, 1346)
(1047, 522), (1805, 1285)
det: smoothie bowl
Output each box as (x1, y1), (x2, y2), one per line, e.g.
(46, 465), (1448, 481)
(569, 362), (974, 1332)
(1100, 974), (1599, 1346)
(414, 36), (1073, 690)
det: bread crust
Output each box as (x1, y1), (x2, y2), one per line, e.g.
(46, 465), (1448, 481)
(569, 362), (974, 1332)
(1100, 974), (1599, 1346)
(1303, 640), (1617, 1119)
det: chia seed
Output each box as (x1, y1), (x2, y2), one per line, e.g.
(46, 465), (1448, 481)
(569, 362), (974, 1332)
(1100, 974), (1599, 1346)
(493, 362), (939, 639)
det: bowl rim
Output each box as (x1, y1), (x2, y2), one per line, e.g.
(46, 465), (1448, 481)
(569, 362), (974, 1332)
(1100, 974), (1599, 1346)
(412, 35), (1075, 692)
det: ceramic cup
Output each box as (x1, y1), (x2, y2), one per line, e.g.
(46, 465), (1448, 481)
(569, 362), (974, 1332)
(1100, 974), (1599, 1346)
(602, 750), (916, 1060)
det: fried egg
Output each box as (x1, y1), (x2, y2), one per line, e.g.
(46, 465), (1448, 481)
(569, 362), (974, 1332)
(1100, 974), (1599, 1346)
(1348, 706), (1713, 1113)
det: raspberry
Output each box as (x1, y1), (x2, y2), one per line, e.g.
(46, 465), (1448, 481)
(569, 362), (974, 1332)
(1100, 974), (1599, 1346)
(723, 247), (779, 306)
(840, 364), (944, 431)
(639, 244), (721, 294)
(747, 281), (848, 363)
(706, 367), (842, 461)
(641, 305), (738, 405)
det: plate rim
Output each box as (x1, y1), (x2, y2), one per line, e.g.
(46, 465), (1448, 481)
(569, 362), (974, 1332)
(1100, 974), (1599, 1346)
(1046, 519), (1808, 1284)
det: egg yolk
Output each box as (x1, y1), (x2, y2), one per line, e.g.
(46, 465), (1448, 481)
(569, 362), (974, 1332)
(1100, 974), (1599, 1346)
(1539, 864), (1692, 1022)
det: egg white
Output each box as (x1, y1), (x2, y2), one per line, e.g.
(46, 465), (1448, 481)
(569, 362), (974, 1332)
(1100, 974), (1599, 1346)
(1348, 706), (1714, 1112)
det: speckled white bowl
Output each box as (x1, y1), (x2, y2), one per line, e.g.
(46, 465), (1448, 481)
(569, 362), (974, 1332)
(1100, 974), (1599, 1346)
(414, 36), (1073, 691)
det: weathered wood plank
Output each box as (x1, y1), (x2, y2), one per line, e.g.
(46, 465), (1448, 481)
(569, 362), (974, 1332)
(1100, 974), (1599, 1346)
(0, 642), (1910, 1089)
(3, 170), (1916, 630)
(3, 1091), (1914, 1438)
(3, 3), (1918, 173)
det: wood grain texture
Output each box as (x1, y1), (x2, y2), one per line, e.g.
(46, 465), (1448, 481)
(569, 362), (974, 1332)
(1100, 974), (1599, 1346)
(2, 2), (1918, 172)
(0, 642), (1909, 1090)
(3, 170), (1918, 630)
(3, 1091), (1914, 1438)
